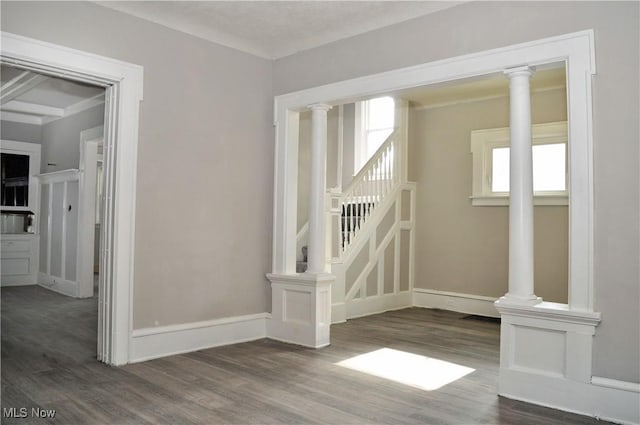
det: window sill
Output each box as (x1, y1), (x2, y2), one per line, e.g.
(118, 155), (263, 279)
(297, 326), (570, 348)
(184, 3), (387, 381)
(470, 195), (568, 206)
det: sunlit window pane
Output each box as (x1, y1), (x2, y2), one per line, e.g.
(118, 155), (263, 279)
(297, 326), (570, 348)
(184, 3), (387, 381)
(355, 97), (396, 173)
(533, 143), (566, 191)
(491, 143), (566, 193)
(367, 97), (395, 130)
(492, 147), (510, 192)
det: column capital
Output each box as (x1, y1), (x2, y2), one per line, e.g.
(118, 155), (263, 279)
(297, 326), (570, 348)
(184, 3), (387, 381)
(308, 103), (332, 112)
(504, 65), (535, 78)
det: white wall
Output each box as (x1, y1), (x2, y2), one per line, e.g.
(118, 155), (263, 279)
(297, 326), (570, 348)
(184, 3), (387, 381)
(273, 1), (639, 384)
(41, 104), (105, 173)
(1, 120), (42, 144)
(1, 1), (274, 329)
(1, 105), (105, 173)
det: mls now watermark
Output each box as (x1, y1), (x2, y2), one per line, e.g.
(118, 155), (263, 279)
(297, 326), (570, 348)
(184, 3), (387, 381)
(3, 407), (57, 419)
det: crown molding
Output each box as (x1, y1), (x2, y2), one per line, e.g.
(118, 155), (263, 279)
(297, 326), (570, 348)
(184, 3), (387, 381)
(1, 93), (105, 126)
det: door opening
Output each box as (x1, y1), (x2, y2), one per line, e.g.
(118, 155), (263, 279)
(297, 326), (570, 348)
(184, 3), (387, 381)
(1, 31), (143, 365)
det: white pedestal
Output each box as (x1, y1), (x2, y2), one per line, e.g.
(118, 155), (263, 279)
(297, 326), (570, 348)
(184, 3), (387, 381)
(267, 272), (334, 348)
(495, 300), (602, 412)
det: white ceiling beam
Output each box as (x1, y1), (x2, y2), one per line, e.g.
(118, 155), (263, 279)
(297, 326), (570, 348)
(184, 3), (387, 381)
(2, 100), (65, 117)
(0, 111), (43, 125)
(64, 93), (105, 116)
(1, 71), (48, 104)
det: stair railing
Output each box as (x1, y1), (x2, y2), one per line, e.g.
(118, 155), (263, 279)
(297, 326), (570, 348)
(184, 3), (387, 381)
(329, 129), (401, 259)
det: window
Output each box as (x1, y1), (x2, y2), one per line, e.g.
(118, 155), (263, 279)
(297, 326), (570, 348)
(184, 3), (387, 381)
(470, 121), (568, 206)
(354, 96), (395, 173)
(0, 140), (41, 212)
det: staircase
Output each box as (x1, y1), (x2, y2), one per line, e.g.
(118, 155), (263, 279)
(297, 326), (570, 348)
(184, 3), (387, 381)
(296, 129), (416, 322)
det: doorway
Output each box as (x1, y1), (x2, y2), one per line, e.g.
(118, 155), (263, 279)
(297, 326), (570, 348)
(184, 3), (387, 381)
(1, 64), (105, 365)
(1, 31), (143, 365)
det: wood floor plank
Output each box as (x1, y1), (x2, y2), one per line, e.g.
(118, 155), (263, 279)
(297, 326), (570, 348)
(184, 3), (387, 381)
(2, 286), (611, 424)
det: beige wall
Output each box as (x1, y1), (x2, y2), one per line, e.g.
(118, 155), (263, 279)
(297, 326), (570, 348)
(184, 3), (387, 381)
(409, 88), (568, 303)
(341, 104), (356, 189)
(274, 1), (639, 384)
(1, 1), (274, 328)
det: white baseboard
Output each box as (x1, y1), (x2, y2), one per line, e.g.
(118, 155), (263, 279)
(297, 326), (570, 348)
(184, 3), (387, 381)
(1, 279), (35, 286)
(38, 272), (78, 298)
(346, 291), (413, 320)
(500, 369), (640, 425)
(130, 313), (270, 363)
(332, 302), (347, 324)
(592, 376), (640, 393)
(413, 288), (499, 318)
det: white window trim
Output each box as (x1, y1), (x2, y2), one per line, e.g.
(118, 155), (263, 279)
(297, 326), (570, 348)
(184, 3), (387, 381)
(353, 101), (366, 173)
(470, 121), (568, 206)
(1, 140), (42, 213)
(353, 98), (395, 174)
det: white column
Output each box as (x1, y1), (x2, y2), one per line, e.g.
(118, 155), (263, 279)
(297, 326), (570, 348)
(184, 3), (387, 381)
(503, 66), (541, 305)
(307, 103), (332, 274)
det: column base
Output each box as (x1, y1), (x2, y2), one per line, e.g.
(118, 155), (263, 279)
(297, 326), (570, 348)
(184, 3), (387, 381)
(496, 294), (543, 306)
(495, 300), (601, 403)
(267, 273), (334, 348)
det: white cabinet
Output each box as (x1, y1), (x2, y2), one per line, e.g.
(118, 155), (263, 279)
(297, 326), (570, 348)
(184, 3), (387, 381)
(1, 234), (38, 285)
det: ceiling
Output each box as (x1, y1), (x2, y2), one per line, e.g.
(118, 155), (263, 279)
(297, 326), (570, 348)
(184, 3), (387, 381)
(94, 1), (464, 59)
(0, 65), (105, 125)
(88, 1), (563, 108)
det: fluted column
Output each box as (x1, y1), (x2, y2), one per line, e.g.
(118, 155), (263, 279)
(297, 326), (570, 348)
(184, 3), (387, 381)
(503, 66), (541, 305)
(307, 104), (332, 274)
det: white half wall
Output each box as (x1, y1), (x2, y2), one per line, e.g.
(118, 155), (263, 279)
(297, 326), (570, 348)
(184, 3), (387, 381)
(500, 370), (640, 425)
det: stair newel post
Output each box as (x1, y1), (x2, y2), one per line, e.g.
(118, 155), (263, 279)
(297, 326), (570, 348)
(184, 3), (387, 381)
(325, 191), (333, 267)
(387, 144), (392, 193)
(396, 98), (409, 185)
(376, 156), (382, 204)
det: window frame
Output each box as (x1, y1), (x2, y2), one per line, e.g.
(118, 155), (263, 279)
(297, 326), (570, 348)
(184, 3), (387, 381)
(1, 140), (42, 213)
(354, 97), (395, 174)
(470, 121), (568, 206)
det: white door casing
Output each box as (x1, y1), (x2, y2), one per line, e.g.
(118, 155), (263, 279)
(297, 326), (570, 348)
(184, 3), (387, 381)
(1, 32), (144, 365)
(77, 125), (103, 298)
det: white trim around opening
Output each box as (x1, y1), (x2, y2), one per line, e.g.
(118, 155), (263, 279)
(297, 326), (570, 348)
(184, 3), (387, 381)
(1, 31), (144, 366)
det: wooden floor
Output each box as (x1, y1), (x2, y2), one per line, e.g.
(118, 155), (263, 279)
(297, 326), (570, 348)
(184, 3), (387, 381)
(1, 285), (608, 425)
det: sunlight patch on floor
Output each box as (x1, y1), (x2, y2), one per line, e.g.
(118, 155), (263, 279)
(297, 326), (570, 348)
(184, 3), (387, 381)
(336, 348), (475, 391)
